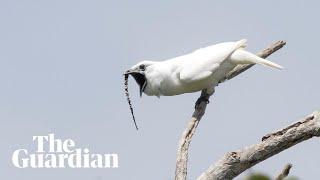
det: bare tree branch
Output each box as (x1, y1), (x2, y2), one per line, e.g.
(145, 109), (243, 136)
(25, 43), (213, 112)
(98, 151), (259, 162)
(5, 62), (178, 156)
(275, 163), (293, 180)
(197, 111), (320, 180)
(175, 91), (209, 180)
(174, 41), (286, 180)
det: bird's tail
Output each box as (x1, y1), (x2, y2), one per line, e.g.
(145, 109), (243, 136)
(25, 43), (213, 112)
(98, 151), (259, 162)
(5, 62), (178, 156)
(230, 49), (283, 70)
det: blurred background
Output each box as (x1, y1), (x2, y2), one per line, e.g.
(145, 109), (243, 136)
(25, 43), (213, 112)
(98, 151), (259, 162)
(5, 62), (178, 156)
(0, 0), (319, 179)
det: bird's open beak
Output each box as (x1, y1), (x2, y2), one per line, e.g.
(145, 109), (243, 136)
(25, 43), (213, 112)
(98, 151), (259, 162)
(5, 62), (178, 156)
(124, 69), (147, 97)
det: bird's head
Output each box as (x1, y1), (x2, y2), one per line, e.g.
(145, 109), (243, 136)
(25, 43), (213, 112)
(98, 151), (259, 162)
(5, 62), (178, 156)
(124, 61), (155, 97)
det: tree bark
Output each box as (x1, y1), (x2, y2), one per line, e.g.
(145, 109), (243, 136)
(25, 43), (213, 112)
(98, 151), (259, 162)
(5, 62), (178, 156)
(275, 163), (293, 180)
(175, 41), (287, 180)
(198, 111), (320, 180)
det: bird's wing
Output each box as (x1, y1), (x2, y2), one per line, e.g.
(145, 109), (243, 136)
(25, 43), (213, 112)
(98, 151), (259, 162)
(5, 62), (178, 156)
(179, 39), (247, 83)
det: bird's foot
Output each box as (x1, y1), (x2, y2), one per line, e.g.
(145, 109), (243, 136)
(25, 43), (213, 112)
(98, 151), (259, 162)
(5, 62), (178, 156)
(195, 96), (210, 109)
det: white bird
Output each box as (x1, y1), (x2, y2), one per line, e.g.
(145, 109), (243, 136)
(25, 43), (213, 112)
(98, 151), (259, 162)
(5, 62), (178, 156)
(124, 39), (282, 129)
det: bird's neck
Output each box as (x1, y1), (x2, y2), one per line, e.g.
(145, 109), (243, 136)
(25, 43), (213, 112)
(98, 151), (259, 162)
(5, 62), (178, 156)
(143, 64), (164, 97)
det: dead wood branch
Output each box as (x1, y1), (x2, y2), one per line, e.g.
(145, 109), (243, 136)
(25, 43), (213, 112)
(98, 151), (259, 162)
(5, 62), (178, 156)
(275, 163), (293, 180)
(197, 111), (320, 180)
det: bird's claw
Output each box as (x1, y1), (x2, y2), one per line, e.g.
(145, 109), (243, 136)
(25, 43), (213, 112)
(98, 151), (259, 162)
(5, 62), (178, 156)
(195, 96), (210, 108)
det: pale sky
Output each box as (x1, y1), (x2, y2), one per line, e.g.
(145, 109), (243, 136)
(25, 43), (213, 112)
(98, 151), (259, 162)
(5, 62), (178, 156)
(0, 0), (319, 179)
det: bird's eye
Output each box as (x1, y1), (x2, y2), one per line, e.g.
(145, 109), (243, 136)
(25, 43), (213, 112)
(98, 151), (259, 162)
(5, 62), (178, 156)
(139, 64), (146, 70)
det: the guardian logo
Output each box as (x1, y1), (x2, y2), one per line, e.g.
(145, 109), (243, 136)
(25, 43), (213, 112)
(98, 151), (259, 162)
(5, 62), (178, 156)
(12, 134), (119, 168)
